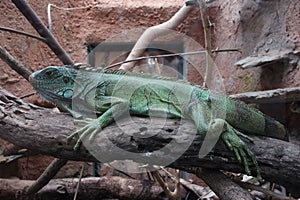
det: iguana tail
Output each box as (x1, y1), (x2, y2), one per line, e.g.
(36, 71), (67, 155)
(225, 98), (288, 141)
(264, 115), (289, 141)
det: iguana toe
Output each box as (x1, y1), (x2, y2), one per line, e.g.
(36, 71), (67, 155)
(68, 119), (102, 150)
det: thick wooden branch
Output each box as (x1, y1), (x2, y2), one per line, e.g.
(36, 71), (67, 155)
(0, 177), (164, 200)
(0, 87), (299, 197)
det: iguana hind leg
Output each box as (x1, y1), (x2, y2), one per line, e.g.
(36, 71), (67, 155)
(187, 102), (262, 180)
(210, 119), (262, 181)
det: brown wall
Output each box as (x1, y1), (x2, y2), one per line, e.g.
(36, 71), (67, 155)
(1, 0), (299, 98)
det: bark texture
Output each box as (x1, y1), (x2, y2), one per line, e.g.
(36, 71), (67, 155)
(0, 87), (299, 197)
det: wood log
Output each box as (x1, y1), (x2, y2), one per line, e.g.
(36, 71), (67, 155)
(0, 87), (299, 197)
(0, 177), (164, 200)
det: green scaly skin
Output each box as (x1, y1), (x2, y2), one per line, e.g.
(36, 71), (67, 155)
(29, 64), (288, 180)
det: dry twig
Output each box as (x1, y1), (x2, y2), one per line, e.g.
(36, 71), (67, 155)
(197, 0), (213, 88)
(73, 162), (85, 200)
(0, 26), (46, 42)
(106, 48), (241, 69)
(26, 158), (68, 194)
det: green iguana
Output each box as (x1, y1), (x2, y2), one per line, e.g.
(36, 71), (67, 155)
(29, 64), (288, 180)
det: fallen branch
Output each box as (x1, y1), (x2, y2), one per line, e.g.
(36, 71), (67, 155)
(0, 87), (299, 198)
(179, 178), (210, 198)
(163, 167), (252, 200)
(0, 177), (164, 200)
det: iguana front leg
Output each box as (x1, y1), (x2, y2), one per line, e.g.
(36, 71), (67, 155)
(68, 97), (129, 150)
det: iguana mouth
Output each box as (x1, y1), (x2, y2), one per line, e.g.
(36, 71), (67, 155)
(34, 88), (72, 103)
(28, 74), (33, 82)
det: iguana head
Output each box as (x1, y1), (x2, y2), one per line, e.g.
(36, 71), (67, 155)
(29, 66), (77, 103)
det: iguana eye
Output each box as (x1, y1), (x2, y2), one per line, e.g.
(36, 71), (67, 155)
(63, 77), (70, 83)
(45, 70), (53, 76)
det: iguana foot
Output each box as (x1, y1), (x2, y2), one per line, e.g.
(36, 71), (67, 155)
(67, 118), (102, 150)
(212, 119), (262, 181)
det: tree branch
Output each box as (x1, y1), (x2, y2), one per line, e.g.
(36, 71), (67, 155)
(0, 46), (32, 80)
(0, 87), (299, 197)
(11, 0), (73, 65)
(119, 4), (194, 71)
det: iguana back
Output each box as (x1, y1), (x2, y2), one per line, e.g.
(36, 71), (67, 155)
(29, 65), (287, 140)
